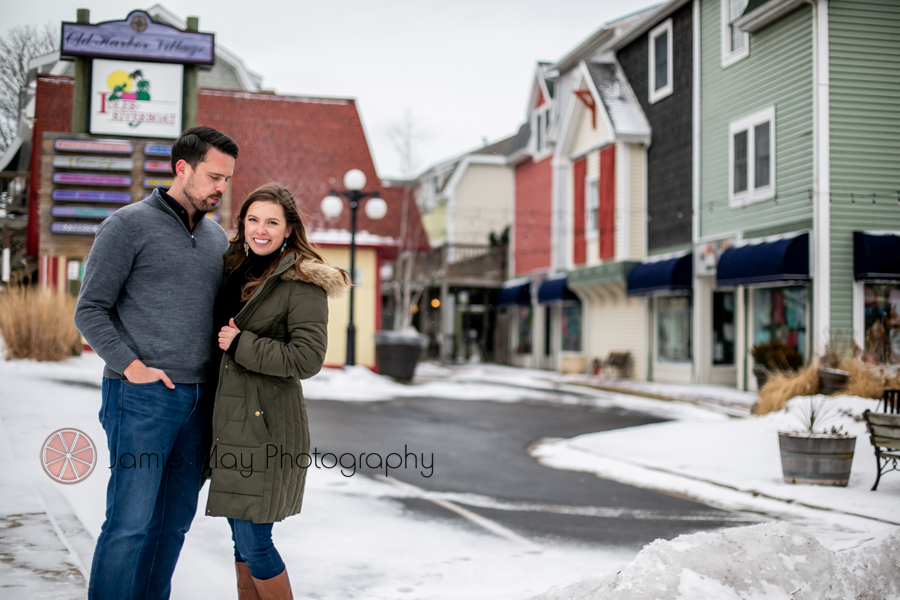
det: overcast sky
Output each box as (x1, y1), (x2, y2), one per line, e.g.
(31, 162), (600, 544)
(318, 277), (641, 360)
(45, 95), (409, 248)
(5, 0), (659, 179)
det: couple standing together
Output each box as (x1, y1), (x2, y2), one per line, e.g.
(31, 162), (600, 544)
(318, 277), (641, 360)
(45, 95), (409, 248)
(74, 126), (351, 600)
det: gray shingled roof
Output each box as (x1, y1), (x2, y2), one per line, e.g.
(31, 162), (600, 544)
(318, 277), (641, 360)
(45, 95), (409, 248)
(505, 123), (531, 158)
(585, 62), (650, 138)
(473, 132), (521, 157)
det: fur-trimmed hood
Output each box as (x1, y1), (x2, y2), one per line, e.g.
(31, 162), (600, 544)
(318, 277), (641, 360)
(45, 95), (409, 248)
(281, 259), (351, 299)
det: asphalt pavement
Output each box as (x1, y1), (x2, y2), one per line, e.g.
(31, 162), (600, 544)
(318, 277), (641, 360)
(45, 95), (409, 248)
(306, 396), (760, 550)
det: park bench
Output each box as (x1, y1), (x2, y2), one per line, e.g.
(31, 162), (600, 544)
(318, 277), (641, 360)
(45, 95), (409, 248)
(862, 389), (900, 491)
(601, 351), (631, 379)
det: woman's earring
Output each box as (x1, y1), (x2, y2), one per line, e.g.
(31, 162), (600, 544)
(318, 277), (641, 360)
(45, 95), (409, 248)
(281, 241), (287, 254)
(243, 239), (250, 256)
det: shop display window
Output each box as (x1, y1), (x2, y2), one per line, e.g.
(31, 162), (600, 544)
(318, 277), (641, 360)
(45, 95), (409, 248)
(658, 296), (692, 361)
(753, 286), (807, 364)
(516, 306), (532, 354)
(561, 303), (582, 352)
(713, 291), (735, 365)
(863, 284), (900, 364)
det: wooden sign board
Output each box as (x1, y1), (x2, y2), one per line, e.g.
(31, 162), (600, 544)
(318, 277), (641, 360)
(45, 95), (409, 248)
(40, 131), (232, 258)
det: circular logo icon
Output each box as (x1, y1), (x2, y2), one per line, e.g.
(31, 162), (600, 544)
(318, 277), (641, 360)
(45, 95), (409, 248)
(130, 15), (149, 33)
(40, 428), (97, 484)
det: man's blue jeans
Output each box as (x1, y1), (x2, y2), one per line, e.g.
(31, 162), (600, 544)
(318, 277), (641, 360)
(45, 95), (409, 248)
(88, 377), (212, 600)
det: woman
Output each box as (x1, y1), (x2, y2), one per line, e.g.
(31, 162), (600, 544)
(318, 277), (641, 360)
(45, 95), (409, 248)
(206, 183), (350, 600)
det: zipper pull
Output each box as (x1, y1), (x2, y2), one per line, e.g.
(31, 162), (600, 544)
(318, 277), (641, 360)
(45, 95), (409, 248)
(191, 235), (196, 248)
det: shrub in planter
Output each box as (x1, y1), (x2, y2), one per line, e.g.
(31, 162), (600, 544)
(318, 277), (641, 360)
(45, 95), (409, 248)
(778, 398), (856, 487)
(750, 340), (803, 372)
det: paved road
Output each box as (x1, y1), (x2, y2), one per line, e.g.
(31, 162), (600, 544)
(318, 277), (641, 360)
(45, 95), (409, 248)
(306, 395), (758, 549)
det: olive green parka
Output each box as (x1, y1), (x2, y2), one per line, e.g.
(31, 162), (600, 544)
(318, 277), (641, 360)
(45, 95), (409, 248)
(205, 252), (349, 523)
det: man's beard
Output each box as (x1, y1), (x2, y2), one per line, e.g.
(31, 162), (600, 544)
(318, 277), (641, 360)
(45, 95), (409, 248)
(184, 179), (221, 214)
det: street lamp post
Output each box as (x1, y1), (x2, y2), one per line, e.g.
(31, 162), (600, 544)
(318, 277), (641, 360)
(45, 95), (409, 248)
(321, 169), (388, 366)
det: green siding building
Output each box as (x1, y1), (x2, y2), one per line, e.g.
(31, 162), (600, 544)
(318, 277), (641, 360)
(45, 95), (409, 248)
(693, 0), (900, 389)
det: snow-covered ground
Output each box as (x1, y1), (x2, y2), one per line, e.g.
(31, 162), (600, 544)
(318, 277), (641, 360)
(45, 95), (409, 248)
(0, 353), (632, 599)
(2, 351), (899, 599)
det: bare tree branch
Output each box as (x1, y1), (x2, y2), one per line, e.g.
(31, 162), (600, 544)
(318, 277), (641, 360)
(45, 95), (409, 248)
(385, 106), (429, 180)
(0, 23), (59, 153)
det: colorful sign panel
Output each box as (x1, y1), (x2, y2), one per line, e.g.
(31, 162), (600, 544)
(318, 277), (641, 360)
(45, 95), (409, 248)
(90, 59), (183, 139)
(143, 160), (172, 173)
(61, 11), (215, 65)
(144, 143), (172, 156)
(51, 222), (101, 235)
(143, 177), (174, 188)
(51, 190), (133, 203)
(54, 139), (133, 154)
(53, 156), (134, 171)
(51, 206), (118, 219)
(53, 172), (132, 187)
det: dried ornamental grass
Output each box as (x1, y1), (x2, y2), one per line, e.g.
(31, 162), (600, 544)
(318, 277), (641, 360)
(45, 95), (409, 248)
(843, 359), (900, 400)
(0, 286), (81, 361)
(756, 363), (820, 415)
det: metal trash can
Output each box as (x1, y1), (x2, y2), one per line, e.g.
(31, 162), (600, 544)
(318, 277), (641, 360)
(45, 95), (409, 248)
(374, 331), (428, 381)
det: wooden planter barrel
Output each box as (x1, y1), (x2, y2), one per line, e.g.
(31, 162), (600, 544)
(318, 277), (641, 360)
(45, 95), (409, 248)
(778, 433), (856, 486)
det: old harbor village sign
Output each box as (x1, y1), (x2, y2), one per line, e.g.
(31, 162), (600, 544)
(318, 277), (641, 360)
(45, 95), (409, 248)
(61, 10), (215, 139)
(61, 10), (214, 64)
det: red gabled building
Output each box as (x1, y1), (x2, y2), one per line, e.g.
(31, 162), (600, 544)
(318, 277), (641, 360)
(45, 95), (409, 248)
(24, 75), (425, 368)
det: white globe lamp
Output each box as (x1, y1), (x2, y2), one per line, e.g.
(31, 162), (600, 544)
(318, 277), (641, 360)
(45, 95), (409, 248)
(343, 169), (366, 191)
(320, 194), (344, 218)
(364, 196), (388, 220)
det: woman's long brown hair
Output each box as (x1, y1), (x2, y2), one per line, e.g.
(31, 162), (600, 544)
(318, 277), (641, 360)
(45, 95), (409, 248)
(225, 183), (351, 301)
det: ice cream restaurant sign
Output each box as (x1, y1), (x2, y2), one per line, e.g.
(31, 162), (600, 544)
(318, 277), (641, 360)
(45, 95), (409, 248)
(61, 11), (214, 65)
(90, 59), (183, 138)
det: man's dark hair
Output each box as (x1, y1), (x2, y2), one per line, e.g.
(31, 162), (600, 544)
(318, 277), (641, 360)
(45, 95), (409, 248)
(170, 125), (239, 174)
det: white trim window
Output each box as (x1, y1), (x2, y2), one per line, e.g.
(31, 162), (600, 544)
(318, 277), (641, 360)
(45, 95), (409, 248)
(721, 0), (750, 67)
(648, 19), (673, 104)
(587, 178), (599, 238)
(729, 106), (775, 206)
(534, 105), (552, 154)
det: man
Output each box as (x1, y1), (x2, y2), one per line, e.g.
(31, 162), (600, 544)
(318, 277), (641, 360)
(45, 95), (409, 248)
(75, 126), (239, 600)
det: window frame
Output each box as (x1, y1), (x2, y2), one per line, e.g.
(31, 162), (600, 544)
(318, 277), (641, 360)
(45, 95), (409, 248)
(721, 0), (750, 67)
(728, 106), (775, 207)
(648, 19), (674, 104)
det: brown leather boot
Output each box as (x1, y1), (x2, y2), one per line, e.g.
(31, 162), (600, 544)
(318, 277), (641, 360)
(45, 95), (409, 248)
(235, 562), (261, 600)
(252, 567), (293, 600)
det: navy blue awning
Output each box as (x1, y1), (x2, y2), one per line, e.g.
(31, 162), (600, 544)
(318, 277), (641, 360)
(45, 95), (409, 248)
(854, 232), (900, 281)
(498, 282), (531, 306)
(537, 277), (579, 304)
(716, 233), (809, 287)
(626, 253), (693, 296)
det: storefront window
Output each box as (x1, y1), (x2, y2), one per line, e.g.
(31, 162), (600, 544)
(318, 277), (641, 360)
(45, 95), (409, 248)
(863, 284), (900, 364)
(517, 306), (532, 354)
(753, 286), (807, 364)
(658, 296), (691, 361)
(712, 291), (735, 365)
(561, 303), (582, 352)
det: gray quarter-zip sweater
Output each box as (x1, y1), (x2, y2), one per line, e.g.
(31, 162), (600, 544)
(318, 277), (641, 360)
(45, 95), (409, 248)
(74, 188), (228, 383)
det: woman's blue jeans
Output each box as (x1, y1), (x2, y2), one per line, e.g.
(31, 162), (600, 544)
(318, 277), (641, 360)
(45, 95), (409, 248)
(229, 518), (285, 580)
(88, 378), (212, 600)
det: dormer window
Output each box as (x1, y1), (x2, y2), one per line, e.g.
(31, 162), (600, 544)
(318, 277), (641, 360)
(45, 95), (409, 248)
(648, 19), (673, 104)
(721, 0), (750, 67)
(535, 105), (552, 153)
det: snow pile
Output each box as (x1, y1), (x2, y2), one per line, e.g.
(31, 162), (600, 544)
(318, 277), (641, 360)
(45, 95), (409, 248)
(303, 365), (562, 403)
(532, 522), (900, 600)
